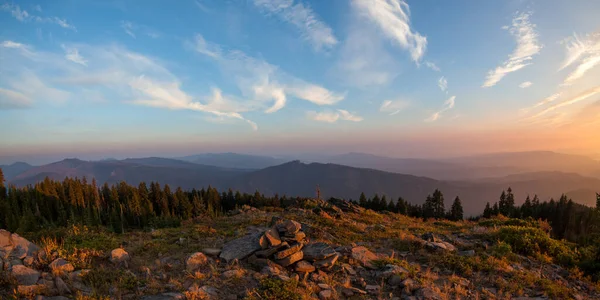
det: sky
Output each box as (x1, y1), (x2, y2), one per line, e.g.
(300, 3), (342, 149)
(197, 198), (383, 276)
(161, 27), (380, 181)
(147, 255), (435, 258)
(1, 0), (600, 164)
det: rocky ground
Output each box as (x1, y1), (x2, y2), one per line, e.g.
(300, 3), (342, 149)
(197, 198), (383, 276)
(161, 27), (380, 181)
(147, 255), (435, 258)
(1, 199), (599, 299)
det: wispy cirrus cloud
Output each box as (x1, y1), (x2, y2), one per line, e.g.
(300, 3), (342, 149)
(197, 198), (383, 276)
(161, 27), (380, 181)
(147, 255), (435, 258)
(380, 99), (409, 115)
(0, 88), (32, 109)
(520, 93), (561, 114)
(252, 0), (337, 52)
(1, 3), (76, 31)
(425, 95), (456, 122)
(191, 34), (344, 113)
(424, 61), (440, 72)
(482, 12), (541, 88)
(62, 45), (88, 66)
(559, 32), (600, 85)
(528, 86), (600, 120)
(519, 81), (532, 88)
(120, 21), (160, 39)
(438, 76), (447, 93)
(307, 109), (363, 123)
(352, 0), (427, 63)
(1, 39), (259, 130)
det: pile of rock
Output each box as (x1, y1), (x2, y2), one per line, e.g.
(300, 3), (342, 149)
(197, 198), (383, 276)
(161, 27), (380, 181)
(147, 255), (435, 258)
(421, 233), (456, 252)
(219, 219), (340, 275)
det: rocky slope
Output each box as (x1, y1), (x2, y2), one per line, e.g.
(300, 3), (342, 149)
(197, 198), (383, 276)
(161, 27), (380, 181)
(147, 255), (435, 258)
(1, 200), (598, 299)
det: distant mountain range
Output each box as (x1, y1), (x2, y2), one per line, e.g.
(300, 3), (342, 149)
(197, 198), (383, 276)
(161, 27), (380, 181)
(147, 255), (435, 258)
(3, 152), (600, 216)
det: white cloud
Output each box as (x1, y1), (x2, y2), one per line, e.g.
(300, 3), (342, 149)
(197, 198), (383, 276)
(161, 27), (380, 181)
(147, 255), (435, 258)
(253, 0), (337, 52)
(379, 99), (409, 115)
(352, 0), (427, 63)
(438, 76), (447, 92)
(306, 109), (363, 123)
(559, 32), (600, 85)
(0, 88), (32, 109)
(521, 92), (561, 113)
(424, 61), (440, 72)
(334, 26), (399, 87)
(519, 81), (533, 88)
(63, 46), (88, 66)
(32, 5), (42, 12)
(120, 21), (160, 39)
(482, 12), (541, 88)
(1, 40), (259, 130)
(337, 109), (363, 121)
(425, 95), (456, 122)
(194, 0), (212, 13)
(529, 86), (600, 120)
(1, 3), (76, 31)
(191, 34), (344, 112)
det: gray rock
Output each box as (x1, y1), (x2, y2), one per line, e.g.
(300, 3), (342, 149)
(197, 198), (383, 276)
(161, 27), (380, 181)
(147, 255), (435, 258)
(274, 244), (302, 259)
(23, 256), (35, 267)
(351, 246), (378, 268)
(275, 250), (303, 267)
(11, 265), (41, 285)
(110, 248), (130, 266)
(295, 260), (315, 273)
(219, 233), (262, 262)
(426, 241), (456, 252)
(318, 289), (332, 299)
(185, 252), (208, 272)
(314, 253), (339, 269)
(55, 276), (71, 295)
(303, 242), (336, 261)
(201, 248), (221, 257)
(280, 220), (302, 234)
(221, 269), (244, 279)
(50, 258), (74, 273)
(2, 231), (41, 259)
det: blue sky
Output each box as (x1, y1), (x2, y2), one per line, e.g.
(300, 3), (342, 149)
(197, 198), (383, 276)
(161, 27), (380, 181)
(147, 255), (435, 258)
(1, 0), (600, 163)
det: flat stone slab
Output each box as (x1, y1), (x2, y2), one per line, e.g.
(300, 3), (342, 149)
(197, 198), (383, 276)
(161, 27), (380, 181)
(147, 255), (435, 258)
(303, 242), (337, 261)
(219, 233), (262, 263)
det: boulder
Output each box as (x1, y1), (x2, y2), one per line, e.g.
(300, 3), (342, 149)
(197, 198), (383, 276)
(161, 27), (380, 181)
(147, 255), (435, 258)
(5, 232), (41, 259)
(50, 258), (75, 273)
(185, 252), (208, 272)
(11, 265), (41, 285)
(303, 242), (336, 261)
(17, 284), (45, 295)
(110, 248), (130, 266)
(219, 233), (262, 263)
(351, 246), (378, 268)
(426, 241), (456, 252)
(274, 244), (303, 260)
(55, 276), (71, 295)
(295, 260), (315, 273)
(275, 250), (303, 267)
(23, 256), (35, 267)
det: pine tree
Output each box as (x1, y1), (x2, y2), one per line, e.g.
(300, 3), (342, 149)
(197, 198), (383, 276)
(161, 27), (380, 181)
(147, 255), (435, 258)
(596, 193), (600, 211)
(0, 167), (5, 188)
(396, 197), (407, 215)
(380, 195), (388, 211)
(483, 202), (492, 218)
(359, 192), (367, 208)
(449, 196), (463, 221)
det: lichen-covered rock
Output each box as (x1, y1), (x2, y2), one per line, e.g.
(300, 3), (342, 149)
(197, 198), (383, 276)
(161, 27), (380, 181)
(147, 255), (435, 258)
(55, 276), (71, 295)
(201, 248), (221, 257)
(219, 232), (262, 263)
(11, 265), (41, 285)
(185, 252), (208, 272)
(1, 230), (41, 259)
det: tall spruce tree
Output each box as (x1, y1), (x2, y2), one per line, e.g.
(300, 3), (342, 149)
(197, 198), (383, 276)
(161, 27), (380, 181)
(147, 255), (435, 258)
(449, 196), (464, 221)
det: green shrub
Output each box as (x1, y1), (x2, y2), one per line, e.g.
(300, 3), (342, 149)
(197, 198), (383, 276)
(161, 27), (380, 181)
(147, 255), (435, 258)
(247, 278), (302, 300)
(495, 226), (578, 266)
